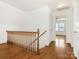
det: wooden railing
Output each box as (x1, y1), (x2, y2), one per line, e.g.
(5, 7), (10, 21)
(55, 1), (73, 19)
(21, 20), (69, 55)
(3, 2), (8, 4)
(26, 30), (47, 54)
(7, 29), (47, 54)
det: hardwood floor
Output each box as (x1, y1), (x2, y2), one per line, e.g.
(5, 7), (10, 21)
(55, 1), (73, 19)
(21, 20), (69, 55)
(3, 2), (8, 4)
(0, 40), (76, 59)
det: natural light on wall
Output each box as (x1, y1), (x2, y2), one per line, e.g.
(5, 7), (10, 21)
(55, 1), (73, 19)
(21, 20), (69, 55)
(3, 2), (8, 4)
(74, 22), (79, 32)
(56, 38), (65, 48)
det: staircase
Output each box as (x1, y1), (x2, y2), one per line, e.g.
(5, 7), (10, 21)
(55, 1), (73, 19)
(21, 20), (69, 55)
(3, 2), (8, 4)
(6, 29), (77, 59)
(49, 41), (77, 59)
(0, 41), (77, 59)
(26, 43), (77, 59)
(7, 29), (47, 55)
(66, 43), (77, 59)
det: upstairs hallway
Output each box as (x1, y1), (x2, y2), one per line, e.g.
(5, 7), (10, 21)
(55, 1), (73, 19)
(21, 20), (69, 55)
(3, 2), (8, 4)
(0, 36), (76, 59)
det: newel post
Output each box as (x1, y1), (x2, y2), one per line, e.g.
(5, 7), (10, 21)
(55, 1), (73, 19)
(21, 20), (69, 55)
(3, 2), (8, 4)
(37, 29), (40, 54)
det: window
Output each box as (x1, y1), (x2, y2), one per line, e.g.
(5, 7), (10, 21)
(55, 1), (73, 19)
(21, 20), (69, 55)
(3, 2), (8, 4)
(56, 17), (66, 32)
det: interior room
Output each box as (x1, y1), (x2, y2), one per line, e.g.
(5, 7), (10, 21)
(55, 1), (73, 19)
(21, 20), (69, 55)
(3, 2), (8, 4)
(0, 0), (79, 59)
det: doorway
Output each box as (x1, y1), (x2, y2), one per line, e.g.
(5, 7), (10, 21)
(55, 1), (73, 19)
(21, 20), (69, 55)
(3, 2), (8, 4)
(55, 17), (66, 48)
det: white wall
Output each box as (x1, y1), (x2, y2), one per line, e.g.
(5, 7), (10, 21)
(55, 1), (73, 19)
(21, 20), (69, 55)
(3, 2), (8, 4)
(71, 0), (79, 58)
(0, 1), (25, 44)
(66, 0), (79, 58)
(26, 6), (50, 48)
(0, 1), (50, 48)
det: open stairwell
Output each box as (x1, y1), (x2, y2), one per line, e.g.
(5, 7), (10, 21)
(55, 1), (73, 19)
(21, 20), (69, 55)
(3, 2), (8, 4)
(66, 43), (77, 59)
(0, 42), (77, 59)
(5, 29), (77, 59)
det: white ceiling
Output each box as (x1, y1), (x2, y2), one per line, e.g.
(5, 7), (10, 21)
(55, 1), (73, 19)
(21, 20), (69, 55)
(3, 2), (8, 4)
(0, 0), (72, 11)
(49, 0), (72, 10)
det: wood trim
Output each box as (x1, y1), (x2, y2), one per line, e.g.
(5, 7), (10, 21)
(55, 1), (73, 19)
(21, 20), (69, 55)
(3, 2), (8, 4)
(6, 30), (38, 34)
(56, 34), (66, 37)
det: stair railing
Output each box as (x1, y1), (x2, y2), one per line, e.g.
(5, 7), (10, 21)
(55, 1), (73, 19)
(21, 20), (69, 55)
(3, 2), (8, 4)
(6, 29), (47, 55)
(26, 29), (47, 54)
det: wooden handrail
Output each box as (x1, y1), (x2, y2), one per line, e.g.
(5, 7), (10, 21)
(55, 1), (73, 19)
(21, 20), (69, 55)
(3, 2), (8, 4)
(26, 30), (47, 49)
(6, 30), (38, 34)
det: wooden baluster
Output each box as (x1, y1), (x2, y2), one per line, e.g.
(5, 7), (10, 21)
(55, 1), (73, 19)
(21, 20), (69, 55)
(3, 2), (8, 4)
(30, 33), (32, 51)
(30, 33), (33, 51)
(28, 33), (31, 51)
(32, 33), (34, 52)
(31, 33), (34, 52)
(34, 34), (37, 52)
(27, 33), (29, 51)
(31, 32), (35, 52)
(31, 33), (33, 52)
(25, 37), (27, 49)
